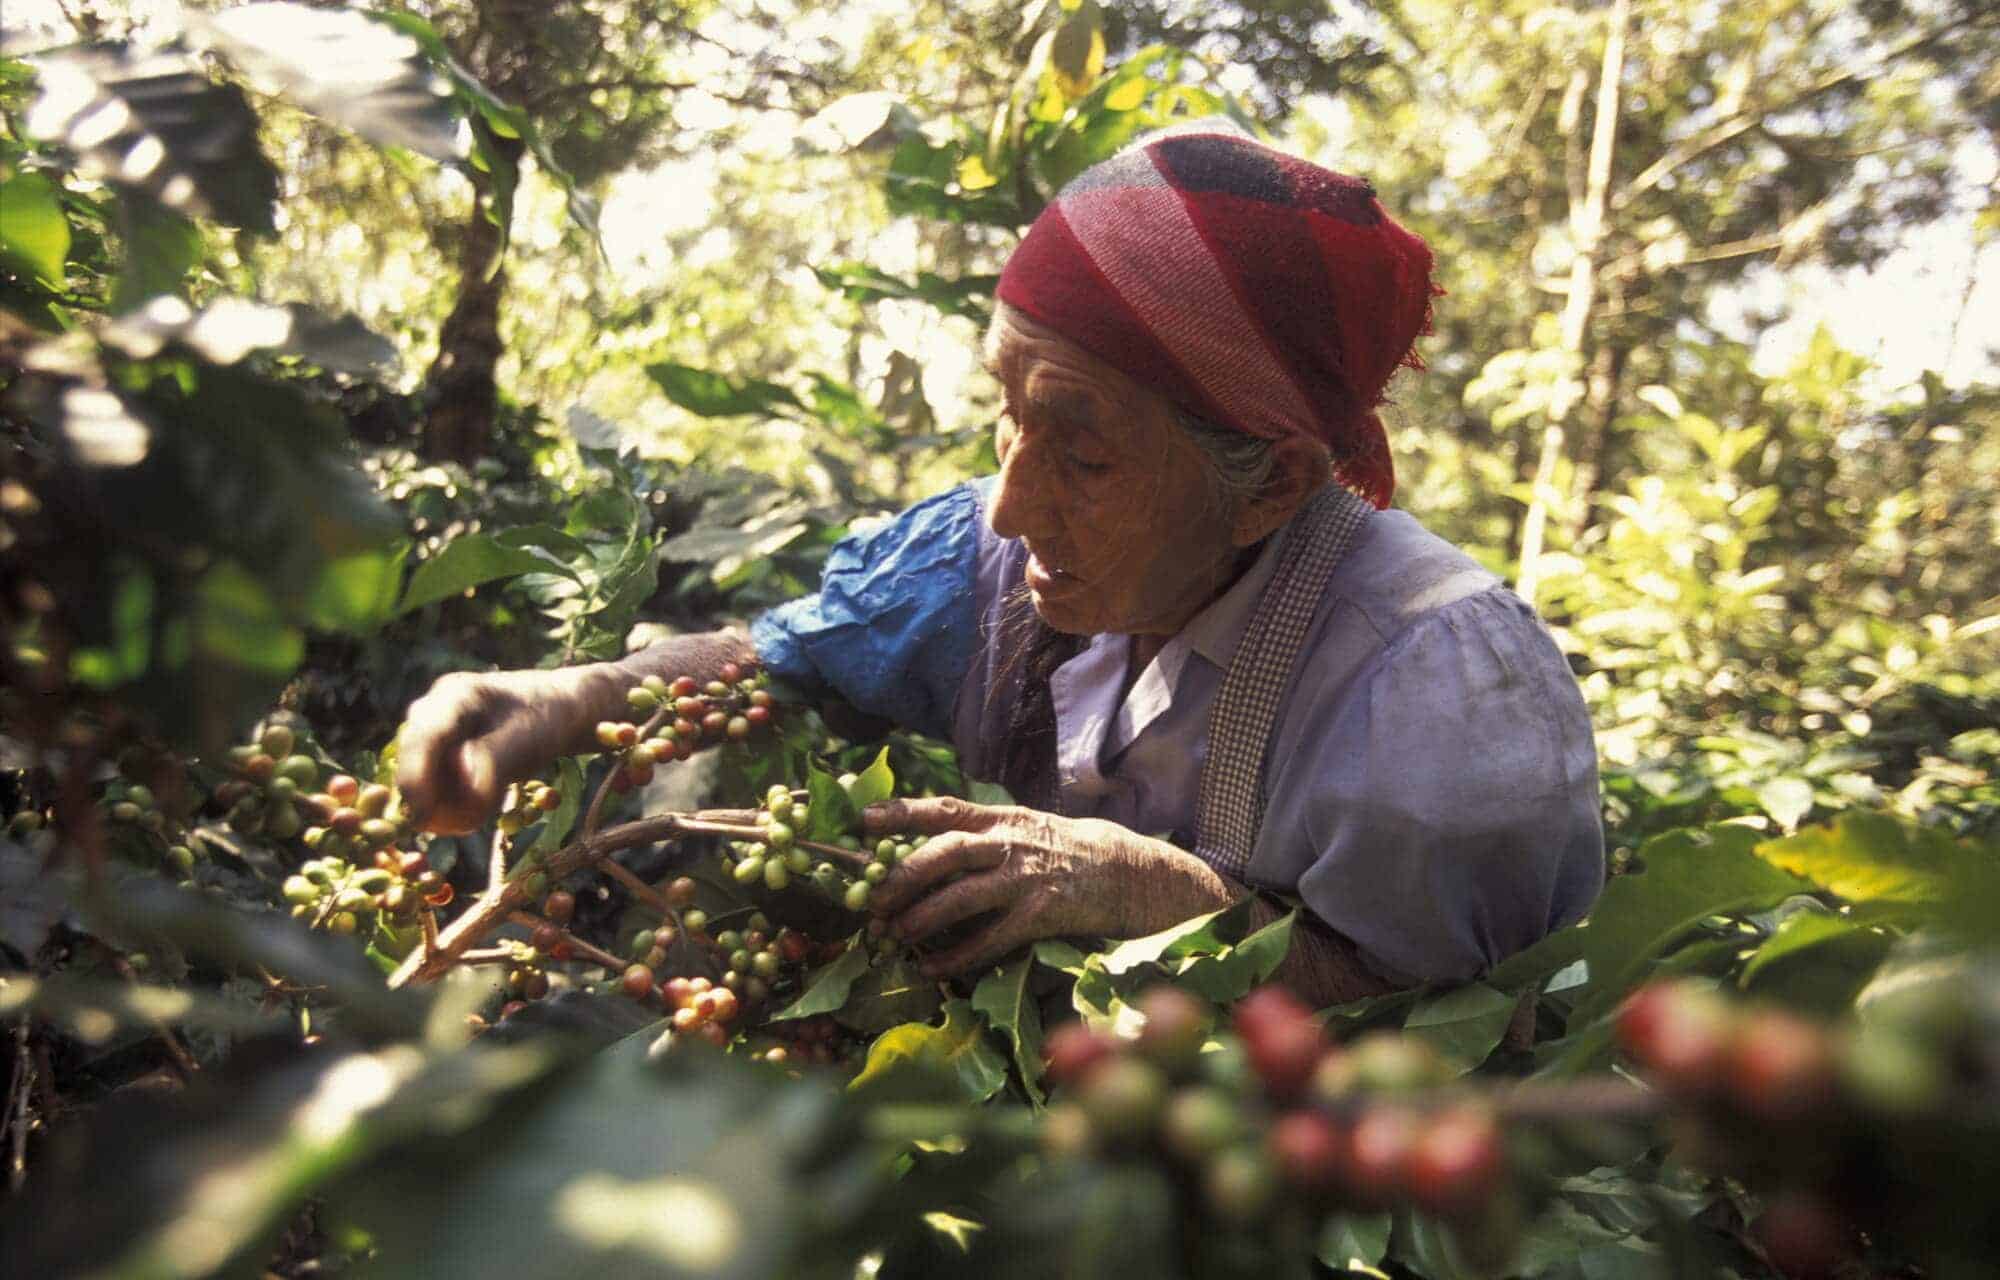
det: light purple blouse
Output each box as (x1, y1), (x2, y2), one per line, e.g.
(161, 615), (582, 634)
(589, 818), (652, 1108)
(950, 488), (1604, 985)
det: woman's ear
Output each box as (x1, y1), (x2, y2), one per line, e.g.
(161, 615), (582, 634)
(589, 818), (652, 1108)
(1231, 437), (1334, 546)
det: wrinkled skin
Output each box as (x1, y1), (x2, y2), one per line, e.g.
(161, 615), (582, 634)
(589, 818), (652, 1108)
(390, 308), (1389, 1001)
(862, 796), (1240, 978)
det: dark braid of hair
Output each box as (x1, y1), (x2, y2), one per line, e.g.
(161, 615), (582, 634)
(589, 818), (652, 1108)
(998, 614), (1087, 812)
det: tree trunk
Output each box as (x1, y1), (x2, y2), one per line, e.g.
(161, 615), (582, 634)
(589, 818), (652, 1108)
(1514, 0), (1628, 607)
(420, 165), (514, 468)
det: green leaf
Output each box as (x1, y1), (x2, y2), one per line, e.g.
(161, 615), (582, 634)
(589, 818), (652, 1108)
(802, 763), (859, 844)
(1737, 912), (1894, 1016)
(837, 954), (942, 1034)
(812, 262), (997, 323)
(400, 531), (580, 613)
(1096, 898), (1251, 976)
(1485, 923), (1588, 993)
(1318, 1212), (1393, 1270)
(1755, 813), (2000, 935)
(1572, 825), (1810, 1024)
(849, 1000), (1008, 1104)
(971, 954), (1045, 1105)
(771, 942), (872, 1022)
(110, 195), (203, 311)
(645, 361), (803, 418)
(1172, 910), (1296, 1004)
(1400, 983), (1518, 1072)
(0, 172), (69, 286)
(528, 757), (586, 856)
(845, 746), (896, 811)
(1069, 958), (1142, 1036)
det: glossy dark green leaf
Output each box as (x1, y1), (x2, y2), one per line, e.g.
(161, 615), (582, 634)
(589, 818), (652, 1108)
(1401, 982), (1518, 1073)
(772, 942), (872, 1022)
(0, 171), (69, 285)
(24, 44), (278, 234)
(971, 953), (1045, 1105)
(646, 360), (804, 418)
(803, 762), (860, 844)
(1571, 825), (1810, 1024)
(400, 530), (579, 612)
(838, 953), (943, 1034)
(1317, 1212), (1393, 1270)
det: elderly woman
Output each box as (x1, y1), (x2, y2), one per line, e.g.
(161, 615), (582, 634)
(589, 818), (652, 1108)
(399, 129), (1604, 1007)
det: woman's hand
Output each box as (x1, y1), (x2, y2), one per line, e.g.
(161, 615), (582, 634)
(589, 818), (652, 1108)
(396, 668), (594, 834)
(861, 797), (1239, 978)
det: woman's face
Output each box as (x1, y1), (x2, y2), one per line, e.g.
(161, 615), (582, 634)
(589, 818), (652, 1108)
(983, 305), (1248, 638)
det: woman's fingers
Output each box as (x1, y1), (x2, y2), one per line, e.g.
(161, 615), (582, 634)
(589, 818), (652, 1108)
(887, 868), (1014, 946)
(396, 674), (535, 834)
(915, 901), (1048, 978)
(861, 796), (1008, 837)
(868, 831), (1009, 916)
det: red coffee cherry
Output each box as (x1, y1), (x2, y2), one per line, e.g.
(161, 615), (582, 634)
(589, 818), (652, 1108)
(1338, 1104), (1421, 1207)
(1267, 1109), (1345, 1194)
(1133, 986), (1209, 1072)
(1406, 1105), (1505, 1217)
(531, 922), (563, 953)
(621, 964), (655, 1001)
(1234, 987), (1324, 1099)
(1615, 981), (1735, 1096)
(542, 889), (576, 925)
(1044, 1022), (1119, 1087)
(719, 661), (744, 684)
(1726, 1010), (1836, 1119)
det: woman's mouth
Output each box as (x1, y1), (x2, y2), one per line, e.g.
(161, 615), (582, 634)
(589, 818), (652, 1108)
(1026, 553), (1081, 593)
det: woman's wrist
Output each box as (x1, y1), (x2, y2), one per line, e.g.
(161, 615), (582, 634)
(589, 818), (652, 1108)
(1099, 824), (1248, 935)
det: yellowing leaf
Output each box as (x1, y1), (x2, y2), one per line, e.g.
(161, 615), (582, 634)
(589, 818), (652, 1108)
(956, 153), (1000, 192)
(1050, 14), (1105, 101)
(1103, 75), (1148, 112)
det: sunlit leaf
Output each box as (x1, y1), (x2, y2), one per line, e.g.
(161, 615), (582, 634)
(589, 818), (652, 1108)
(191, 2), (463, 159)
(0, 171), (69, 285)
(849, 1000), (1008, 1104)
(24, 43), (278, 233)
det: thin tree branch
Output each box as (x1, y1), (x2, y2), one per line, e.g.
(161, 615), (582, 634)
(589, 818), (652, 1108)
(1614, 10), (1998, 211)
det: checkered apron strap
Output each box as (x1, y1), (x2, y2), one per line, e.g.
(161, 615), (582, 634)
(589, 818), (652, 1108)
(1193, 485), (1372, 878)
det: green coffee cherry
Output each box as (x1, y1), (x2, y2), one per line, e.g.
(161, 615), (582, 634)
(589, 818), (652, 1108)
(844, 880), (872, 911)
(284, 875), (319, 905)
(278, 755), (319, 787)
(763, 859), (791, 891)
(784, 847), (811, 874)
(734, 854), (766, 884)
(863, 863), (887, 885)
(627, 686), (661, 713)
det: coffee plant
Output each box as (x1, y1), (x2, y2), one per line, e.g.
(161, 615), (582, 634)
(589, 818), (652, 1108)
(5, 3), (1999, 1278)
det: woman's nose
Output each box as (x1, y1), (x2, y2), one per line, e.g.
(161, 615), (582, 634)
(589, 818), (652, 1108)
(988, 432), (1061, 541)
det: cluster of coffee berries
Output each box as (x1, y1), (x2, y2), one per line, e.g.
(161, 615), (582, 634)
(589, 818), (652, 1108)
(100, 778), (199, 875)
(598, 662), (774, 791)
(746, 1014), (852, 1068)
(211, 724), (321, 840)
(496, 778), (563, 837)
(1614, 978), (2000, 1276)
(720, 783), (927, 914)
(282, 856), (405, 937)
(1040, 986), (1515, 1261)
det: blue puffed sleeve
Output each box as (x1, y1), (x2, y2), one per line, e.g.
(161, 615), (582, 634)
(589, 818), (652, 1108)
(748, 483), (985, 740)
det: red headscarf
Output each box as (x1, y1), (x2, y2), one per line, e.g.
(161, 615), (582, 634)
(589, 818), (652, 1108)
(996, 127), (1437, 509)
